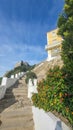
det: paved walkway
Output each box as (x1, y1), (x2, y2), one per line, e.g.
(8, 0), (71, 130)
(0, 77), (34, 130)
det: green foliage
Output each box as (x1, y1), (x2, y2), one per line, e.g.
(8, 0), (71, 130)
(29, 64), (36, 71)
(5, 64), (35, 78)
(56, 1), (73, 125)
(25, 71), (37, 84)
(32, 66), (73, 126)
(57, 0), (73, 75)
(0, 77), (2, 84)
(5, 70), (14, 78)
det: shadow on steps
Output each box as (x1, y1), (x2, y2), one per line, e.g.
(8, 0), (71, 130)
(0, 81), (19, 113)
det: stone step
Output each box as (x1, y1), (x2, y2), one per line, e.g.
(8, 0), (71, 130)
(6, 87), (28, 91)
(6, 85), (27, 89)
(0, 98), (17, 105)
(19, 79), (26, 83)
(0, 98), (17, 103)
(12, 90), (27, 93)
(13, 87), (28, 90)
(5, 92), (27, 96)
(4, 94), (27, 98)
(1, 111), (32, 119)
(0, 98), (31, 110)
(0, 126), (34, 130)
(6, 89), (28, 94)
(17, 86), (27, 89)
(6, 88), (27, 92)
(1, 108), (32, 118)
(0, 98), (30, 104)
(0, 118), (34, 130)
(0, 103), (32, 112)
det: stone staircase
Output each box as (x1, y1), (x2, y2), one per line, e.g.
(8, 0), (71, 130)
(0, 77), (34, 130)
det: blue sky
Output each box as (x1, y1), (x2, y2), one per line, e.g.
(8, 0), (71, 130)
(0, 0), (64, 76)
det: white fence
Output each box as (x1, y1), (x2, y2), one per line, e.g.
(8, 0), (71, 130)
(10, 72), (25, 79)
(28, 78), (38, 99)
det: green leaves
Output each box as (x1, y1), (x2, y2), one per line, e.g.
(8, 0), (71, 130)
(32, 66), (73, 126)
(25, 71), (37, 84)
(58, 0), (73, 76)
(0, 77), (2, 84)
(58, 15), (66, 28)
(65, 0), (73, 16)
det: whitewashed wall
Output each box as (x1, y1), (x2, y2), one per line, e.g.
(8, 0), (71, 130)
(0, 77), (18, 99)
(6, 78), (18, 88)
(11, 75), (14, 78)
(28, 78), (38, 99)
(0, 85), (6, 99)
(32, 106), (72, 130)
(15, 74), (18, 78)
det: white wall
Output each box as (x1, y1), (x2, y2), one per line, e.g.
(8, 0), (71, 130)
(1, 77), (7, 86)
(6, 78), (18, 88)
(32, 106), (72, 130)
(0, 77), (18, 99)
(0, 85), (6, 99)
(28, 79), (38, 99)
(11, 75), (14, 78)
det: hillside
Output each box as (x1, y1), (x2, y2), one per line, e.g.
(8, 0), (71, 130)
(32, 56), (63, 81)
(4, 62), (35, 78)
(4, 57), (63, 80)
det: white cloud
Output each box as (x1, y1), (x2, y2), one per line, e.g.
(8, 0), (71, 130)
(0, 16), (47, 58)
(0, 43), (46, 58)
(0, 14), (47, 76)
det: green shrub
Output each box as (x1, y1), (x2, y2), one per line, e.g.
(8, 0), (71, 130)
(32, 66), (73, 126)
(0, 77), (2, 84)
(25, 71), (37, 84)
(5, 70), (14, 78)
(5, 64), (35, 78)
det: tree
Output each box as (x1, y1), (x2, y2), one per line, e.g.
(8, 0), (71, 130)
(57, 0), (73, 75)
(25, 71), (37, 84)
(57, 1), (73, 124)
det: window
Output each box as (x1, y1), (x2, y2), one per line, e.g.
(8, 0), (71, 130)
(52, 31), (56, 37)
